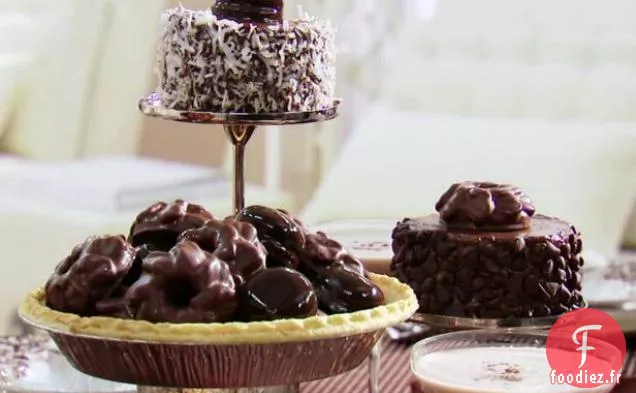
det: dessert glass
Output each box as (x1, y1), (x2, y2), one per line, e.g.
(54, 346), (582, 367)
(311, 219), (396, 275)
(410, 330), (620, 393)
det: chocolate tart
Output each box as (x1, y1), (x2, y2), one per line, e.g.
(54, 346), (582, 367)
(20, 273), (417, 388)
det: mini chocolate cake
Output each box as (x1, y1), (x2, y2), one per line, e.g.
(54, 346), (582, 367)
(44, 201), (384, 324)
(155, 0), (336, 113)
(391, 182), (585, 319)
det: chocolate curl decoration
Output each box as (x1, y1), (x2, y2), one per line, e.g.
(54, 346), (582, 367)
(435, 182), (536, 231)
(212, 0), (284, 24)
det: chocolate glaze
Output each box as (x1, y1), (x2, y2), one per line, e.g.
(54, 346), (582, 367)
(236, 205), (305, 268)
(301, 232), (366, 279)
(262, 238), (301, 269)
(314, 267), (385, 314)
(178, 219), (224, 253)
(391, 213), (585, 319)
(122, 244), (155, 288)
(45, 235), (135, 316)
(237, 205), (383, 314)
(212, 0), (284, 25)
(44, 201), (386, 324)
(128, 200), (214, 251)
(94, 297), (132, 319)
(435, 182), (535, 231)
(239, 267), (317, 321)
(94, 244), (155, 319)
(126, 241), (238, 323)
(179, 219), (267, 285)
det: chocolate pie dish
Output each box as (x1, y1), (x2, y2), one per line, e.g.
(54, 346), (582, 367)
(20, 201), (418, 388)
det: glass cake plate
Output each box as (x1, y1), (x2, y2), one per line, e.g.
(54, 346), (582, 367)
(0, 334), (135, 393)
(408, 313), (560, 331)
(139, 92), (342, 215)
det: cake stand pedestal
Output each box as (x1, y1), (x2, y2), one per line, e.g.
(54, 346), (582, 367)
(47, 92), (347, 393)
(139, 92), (341, 214)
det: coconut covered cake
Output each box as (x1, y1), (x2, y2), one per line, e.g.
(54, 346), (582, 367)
(155, 0), (337, 113)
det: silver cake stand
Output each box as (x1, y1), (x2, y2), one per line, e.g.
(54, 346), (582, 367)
(139, 92), (341, 214)
(32, 93), (346, 393)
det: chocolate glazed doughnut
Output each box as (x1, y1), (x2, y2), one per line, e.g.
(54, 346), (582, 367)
(128, 200), (214, 251)
(212, 0), (283, 24)
(126, 241), (238, 323)
(301, 232), (367, 278)
(239, 267), (318, 322)
(237, 205), (384, 314)
(45, 235), (135, 316)
(179, 219), (267, 285)
(95, 244), (156, 319)
(236, 205), (305, 269)
(302, 234), (385, 314)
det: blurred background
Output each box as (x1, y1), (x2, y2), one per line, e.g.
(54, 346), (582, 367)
(0, 0), (635, 333)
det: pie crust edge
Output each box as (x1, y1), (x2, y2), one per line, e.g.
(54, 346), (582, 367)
(20, 273), (418, 344)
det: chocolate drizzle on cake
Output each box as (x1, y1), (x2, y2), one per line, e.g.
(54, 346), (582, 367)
(391, 182), (585, 319)
(212, 0), (284, 24)
(435, 182), (536, 231)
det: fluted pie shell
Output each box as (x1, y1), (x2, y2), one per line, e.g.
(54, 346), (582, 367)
(19, 274), (418, 388)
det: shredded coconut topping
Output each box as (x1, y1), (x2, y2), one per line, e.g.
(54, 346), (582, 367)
(155, 6), (337, 113)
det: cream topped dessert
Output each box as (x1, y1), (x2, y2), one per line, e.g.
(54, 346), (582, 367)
(413, 346), (614, 393)
(311, 220), (395, 275)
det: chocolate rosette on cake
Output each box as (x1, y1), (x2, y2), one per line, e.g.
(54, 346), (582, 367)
(20, 201), (417, 388)
(391, 181), (585, 320)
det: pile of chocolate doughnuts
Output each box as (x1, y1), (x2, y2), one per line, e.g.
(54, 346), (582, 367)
(44, 201), (385, 323)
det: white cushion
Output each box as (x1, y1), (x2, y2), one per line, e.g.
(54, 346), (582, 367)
(2, 1), (104, 159)
(378, 0), (636, 120)
(0, 13), (44, 55)
(302, 102), (636, 260)
(0, 54), (30, 140)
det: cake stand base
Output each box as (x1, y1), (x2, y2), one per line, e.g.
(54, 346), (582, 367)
(138, 385), (299, 393)
(138, 92), (341, 214)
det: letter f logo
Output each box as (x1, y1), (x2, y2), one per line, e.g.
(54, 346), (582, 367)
(573, 325), (603, 368)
